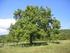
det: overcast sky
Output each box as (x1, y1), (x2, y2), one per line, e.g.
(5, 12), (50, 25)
(0, 0), (70, 35)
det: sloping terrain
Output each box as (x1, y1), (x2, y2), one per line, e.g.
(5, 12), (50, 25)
(0, 40), (70, 53)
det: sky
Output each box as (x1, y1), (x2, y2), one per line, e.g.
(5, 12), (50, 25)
(0, 0), (70, 35)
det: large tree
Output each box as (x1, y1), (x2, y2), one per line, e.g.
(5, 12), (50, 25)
(9, 6), (60, 45)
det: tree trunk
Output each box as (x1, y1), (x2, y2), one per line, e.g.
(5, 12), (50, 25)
(30, 35), (33, 45)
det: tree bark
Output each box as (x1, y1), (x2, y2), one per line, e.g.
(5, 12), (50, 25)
(30, 35), (33, 45)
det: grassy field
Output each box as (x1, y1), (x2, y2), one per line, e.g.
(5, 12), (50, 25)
(0, 40), (70, 53)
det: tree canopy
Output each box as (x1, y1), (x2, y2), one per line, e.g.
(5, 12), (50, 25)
(9, 6), (60, 45)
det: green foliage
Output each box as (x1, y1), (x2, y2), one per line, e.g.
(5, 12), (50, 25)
(13, 9), (23, 20)
(9, 6), (60, 44)
(59, 29), (70, 40)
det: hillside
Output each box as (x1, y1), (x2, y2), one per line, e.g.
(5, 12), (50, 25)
(60, 29), (70, 40)
(0, 40), (70, 53)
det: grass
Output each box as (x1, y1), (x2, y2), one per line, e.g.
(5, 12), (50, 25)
(0, 40), (70, 53)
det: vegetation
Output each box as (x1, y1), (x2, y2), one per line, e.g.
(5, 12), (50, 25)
(0, 5), (70, 53)
(8, 6), (60, 45)
(0, 40), (70, 53)
(0, 29), (70, 46)
(59, 29), (70, 40)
